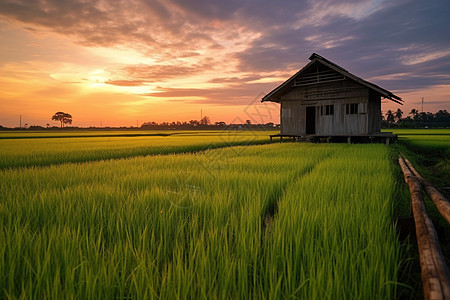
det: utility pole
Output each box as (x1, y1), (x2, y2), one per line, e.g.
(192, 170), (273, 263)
(422, 97), (424, 113)
(200, 109), (203, 120)
(19, 115), (21, 129)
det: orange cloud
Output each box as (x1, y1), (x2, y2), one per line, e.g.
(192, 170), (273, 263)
(0, 0), (449, 128)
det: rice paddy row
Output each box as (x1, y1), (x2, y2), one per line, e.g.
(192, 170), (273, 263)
(390, 128), (450, 156)
(0, 130), (277, 169)
(0, 141), (401, 299)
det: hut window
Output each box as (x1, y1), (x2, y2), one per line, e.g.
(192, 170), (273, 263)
(321, 105), (334, 116)
(346, 103), (358, 114)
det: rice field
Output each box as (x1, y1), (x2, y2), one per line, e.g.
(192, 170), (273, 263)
(390, 128), (450, 179)
(0, 131), (402, 299)
(0, 130), (276, 169)
(388, 128), (450, 155)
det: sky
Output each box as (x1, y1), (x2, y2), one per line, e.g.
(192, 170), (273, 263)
(0, 0), (449, 128)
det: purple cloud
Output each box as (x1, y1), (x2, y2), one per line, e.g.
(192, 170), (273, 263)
(1, 0), (449, 103)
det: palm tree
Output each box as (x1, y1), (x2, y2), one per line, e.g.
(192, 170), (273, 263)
(395, 108), (403, 122)
(409, 108), (419, 120)
(385, 110), (395, 127)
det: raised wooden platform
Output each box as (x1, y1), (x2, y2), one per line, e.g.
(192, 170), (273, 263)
(269, 132), (397, 145)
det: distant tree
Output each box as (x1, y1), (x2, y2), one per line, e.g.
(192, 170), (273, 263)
(46, 123), (50, 128)
(436, 110), (449, 119)
(52, 112), (72, 128)
(409, 108), (419, 122)
(435, 110), (450, 126)
(395, 108), (403, 122)
(245, 119), (252, 125)
(189, 120), (199, 127)
(200, 116), (211, 126)
(385, 110), (395, 127)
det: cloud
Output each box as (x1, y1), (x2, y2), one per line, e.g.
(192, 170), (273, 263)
(0, 0), (223, 55)
(0, 0), (449, 109)
(105, 57), (218, 85)
(401, 50), (450, 66)
(104, 80), (145, 87)
(207, 75), (263, 84)
(143, 82), (271, 106)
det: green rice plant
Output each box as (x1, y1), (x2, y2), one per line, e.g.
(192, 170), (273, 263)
(0, 143), (401, 299)
(0, 130), (271, 139)
(0, 130), (278, 169)
(0, 130), (172, 139)
(389, 128), (450, 155)
(263, 145), (401, 299)
(390, 129), (450, 182)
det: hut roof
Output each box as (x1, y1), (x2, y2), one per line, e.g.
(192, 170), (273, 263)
(261, 53), (403, 105)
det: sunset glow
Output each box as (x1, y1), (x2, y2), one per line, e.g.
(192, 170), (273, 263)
(0, 0), (449, 127)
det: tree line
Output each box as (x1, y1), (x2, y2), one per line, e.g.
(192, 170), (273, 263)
(141, 116), (279, 130)
(382, 109), (450, 128)
(3, 109), (448, 130)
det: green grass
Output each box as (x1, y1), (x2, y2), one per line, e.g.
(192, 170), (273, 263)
(387, 129), (450, 135)
(389, 128), (450, 184)
(0, 141), (402, 299)
(388, 128), (450, 156)
(0, 130), (265, 139)
(0, 130), (277, 169)
(0, 130), (171, 139)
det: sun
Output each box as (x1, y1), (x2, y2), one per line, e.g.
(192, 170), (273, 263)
(87, 69), (108, 87)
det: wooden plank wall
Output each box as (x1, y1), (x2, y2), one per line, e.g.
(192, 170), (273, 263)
(368, 91), (382, 134)
(281, 101), (305, 135)
(280, 79), (372, 135)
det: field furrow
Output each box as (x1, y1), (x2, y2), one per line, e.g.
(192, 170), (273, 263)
(261, 149), (336, 240)
(0, 141), (401, 299)
(0, 130), (277, 169)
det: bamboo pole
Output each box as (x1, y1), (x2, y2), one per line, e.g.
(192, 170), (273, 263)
(398, 155), (414, 183)
(402, 155), (450, 224)
(398, 156), (450, 300)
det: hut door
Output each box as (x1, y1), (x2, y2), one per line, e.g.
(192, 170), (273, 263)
(305, 106), (316, 134)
